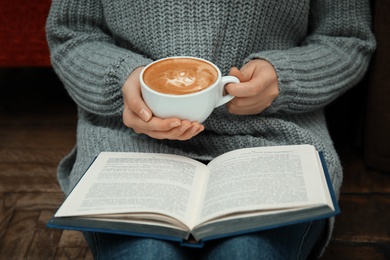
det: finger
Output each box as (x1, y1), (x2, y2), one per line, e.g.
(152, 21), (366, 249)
(139, 121), (191, 140)
(141, 121), (204, 140)
(227, 90), (276, 114)
(170, 122), (205, 140)
(229, 67), (251, 82)
(122, 67), (153, 122)
(137, 117), (183, 132)
(225, 80), (262, 98)
(187, 122), (205, 136)
(227, 100), (267, 115)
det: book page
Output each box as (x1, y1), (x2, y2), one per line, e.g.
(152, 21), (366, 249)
(197, 145), (328, 223)
(55, 152), (208, 226)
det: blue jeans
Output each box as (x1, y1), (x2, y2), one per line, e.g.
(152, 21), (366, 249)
(83, 219), (326, 260)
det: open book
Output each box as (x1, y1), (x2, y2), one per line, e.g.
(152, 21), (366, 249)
(47, 144), (339, 247)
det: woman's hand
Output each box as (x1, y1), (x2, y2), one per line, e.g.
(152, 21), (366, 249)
(226, 59), (279, 115)
(122, 67), (204, 140)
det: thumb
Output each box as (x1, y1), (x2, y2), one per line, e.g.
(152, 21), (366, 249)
(229, 67), (251, 82)
(122, 67), (153, 122)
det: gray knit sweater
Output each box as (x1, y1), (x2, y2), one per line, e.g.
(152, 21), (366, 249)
(46, 0), (375, 255)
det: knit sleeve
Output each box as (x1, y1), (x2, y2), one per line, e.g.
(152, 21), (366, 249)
(246, 0), (376, 115)
(45, 0), (152, 117)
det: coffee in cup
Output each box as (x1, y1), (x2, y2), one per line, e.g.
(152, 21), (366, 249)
(142, 57), (218, 95)
(140, 56), (239, 123)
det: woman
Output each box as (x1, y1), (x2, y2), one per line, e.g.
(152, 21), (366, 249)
(46, 0), (375, 259)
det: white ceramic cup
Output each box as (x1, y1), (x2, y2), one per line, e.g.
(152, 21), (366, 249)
(140, 56), (239, 123)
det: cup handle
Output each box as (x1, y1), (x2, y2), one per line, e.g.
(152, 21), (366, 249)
(216, 76), (240, 107)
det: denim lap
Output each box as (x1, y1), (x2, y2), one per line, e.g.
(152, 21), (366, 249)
(83, 219), (326, 260)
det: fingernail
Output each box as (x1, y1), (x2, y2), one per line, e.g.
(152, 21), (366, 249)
(180, 124), (191, 131)
(170, 121), (181, 128)
(140, 108), (152, 121)
(190, 125), (200, 134)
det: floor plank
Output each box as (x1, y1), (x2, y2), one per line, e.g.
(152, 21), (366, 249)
(0, 164), (61, 192)
(3, 193), (64, 210)
(321, 242), (390, 260)
(333, 195), (390, 242)
(0, 126), (76, 149)
(0, 148), (72, 164)
(29, 210), (63, 259)
(54, 247), (93, 260)
(0, 210), (41, 259)
(341, 151), (390, 193)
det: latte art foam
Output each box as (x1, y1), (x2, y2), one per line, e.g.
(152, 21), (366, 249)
(143, 58), (218, 95)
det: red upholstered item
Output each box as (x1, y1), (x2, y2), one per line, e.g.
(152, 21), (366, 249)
(0, 0), (52, 67)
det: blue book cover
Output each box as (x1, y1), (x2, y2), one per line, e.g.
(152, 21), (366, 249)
(47, 145), (340, 248)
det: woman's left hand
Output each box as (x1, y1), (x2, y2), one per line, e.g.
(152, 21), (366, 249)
(225, 59), (279, 115)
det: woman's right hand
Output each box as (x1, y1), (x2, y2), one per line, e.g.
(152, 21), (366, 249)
(122, 67), (204, 140)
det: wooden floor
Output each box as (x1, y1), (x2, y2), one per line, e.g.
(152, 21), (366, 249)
(0, 68), (389, 259)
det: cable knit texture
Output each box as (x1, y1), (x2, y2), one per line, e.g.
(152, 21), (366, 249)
(46, 0), (375, 256)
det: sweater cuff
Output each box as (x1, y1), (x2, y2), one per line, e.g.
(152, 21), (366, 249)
(104, 53), (153, 117)
(245, 51), (296, 115)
